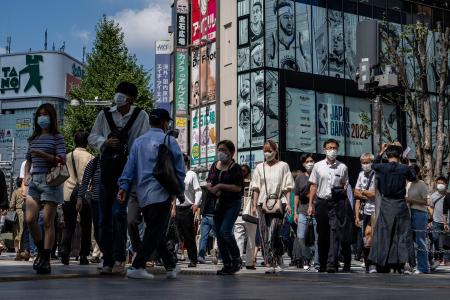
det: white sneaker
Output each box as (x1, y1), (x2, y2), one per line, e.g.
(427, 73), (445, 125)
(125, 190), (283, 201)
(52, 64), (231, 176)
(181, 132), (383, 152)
(97, 259), (104, 271)
(431, 261), (440, 271)
(126, 267), (154, 279)
(303, 265), (310, 271)
(112, 261), (126, 275)
(99, 265), (113, 275)
(368, 265), (377, 274)
(166, 265), (181, 279)
(265, 267), (276, 274)
(361, 262), (366, 268)
(413, 270), (423, 275)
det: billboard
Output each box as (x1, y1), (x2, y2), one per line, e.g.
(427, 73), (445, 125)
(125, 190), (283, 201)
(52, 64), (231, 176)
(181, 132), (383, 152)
(192, 0), (216, 45)
(154, 40), (171, 111)
(175, 117), (188, 153)
(175, 49), (189, 115)
(190, 42), (216, 106)
(190, 104), (216, 167)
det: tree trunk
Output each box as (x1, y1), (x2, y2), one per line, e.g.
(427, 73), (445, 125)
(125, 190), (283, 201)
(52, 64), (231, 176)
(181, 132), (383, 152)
(372, 95), (382, 151)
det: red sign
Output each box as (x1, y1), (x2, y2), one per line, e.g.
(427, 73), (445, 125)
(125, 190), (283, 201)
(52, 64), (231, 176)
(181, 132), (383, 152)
(191, 0), (216, 45)
(66, 74), (81, 97)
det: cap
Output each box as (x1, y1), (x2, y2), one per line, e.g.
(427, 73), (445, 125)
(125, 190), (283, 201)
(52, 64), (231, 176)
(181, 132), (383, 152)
(149, 108), (173, 121)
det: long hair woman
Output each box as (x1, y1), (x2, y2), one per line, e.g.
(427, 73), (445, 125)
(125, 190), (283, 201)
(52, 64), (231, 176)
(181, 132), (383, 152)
(22, 103), (66, 274)
(251, 140), (294, 274)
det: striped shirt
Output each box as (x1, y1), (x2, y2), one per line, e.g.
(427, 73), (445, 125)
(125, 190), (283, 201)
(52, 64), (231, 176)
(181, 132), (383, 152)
(26, 134), (66, 174)
(78, 157), (101, 202)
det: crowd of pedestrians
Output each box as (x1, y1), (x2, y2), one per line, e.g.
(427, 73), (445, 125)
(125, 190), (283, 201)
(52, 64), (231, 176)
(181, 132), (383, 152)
(1, 81), (450, 279)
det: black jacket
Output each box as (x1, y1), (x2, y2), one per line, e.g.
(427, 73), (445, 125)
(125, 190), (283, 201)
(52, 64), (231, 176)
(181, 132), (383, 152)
(0, 169), (8, 209)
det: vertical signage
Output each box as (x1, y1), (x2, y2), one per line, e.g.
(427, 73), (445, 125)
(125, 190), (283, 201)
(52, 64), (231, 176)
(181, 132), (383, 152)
(192, 0), (217, 45)
(154, 40), (171, 111)
(175, 117), (188, 153)
(175, 49), (189, 115)
(177, 13), (188, 47)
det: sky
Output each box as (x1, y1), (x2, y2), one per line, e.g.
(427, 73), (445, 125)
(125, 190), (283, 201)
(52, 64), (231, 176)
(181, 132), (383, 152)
(0, 0), (172, 87)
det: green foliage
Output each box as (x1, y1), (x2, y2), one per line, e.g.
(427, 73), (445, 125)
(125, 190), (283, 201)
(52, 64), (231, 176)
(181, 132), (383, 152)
(63, 15), (153, 150)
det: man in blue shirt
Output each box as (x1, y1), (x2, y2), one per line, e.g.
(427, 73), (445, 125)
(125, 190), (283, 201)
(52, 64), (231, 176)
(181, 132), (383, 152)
(118, 108), (185, 279)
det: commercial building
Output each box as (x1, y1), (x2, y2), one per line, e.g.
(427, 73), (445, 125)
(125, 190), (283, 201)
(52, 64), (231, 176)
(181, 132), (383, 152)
(0, 51), (84, 178)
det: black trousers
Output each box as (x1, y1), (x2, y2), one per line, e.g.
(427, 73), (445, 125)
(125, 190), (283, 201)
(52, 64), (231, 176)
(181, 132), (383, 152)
(61, 196), (92, 257)
(315, 197), (351, 269)
(176, 205), (198, 263)
(127, 193), (143, 253)
(132, 199), (176, 270)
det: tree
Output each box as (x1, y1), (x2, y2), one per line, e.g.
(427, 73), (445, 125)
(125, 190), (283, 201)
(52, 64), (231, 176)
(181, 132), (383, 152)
(381, 20), (450, 190)
(63, 15), (153, 150)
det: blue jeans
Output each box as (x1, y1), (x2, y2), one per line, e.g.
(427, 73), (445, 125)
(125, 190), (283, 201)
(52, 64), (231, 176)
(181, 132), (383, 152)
(432, 221), (450, 261)
(99, 183), (128, 267)
(214, 200), (242, 265)
(198, 215), (214, 258)
(297, 212), (319, 266)
(411, 209), (430, 273)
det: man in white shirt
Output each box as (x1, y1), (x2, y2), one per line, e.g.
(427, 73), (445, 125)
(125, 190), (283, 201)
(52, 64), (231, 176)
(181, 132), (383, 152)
(175, 154), (202, 268)
(88, 82), (150, 275)
(308, 139), (350, 273)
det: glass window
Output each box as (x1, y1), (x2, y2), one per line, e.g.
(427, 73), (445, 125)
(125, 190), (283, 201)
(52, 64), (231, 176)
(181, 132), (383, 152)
(265, 0), (278, 68)
(276, 0), (297, 70)
(345, 97), (372, 157)
(251, 70), (265, 147)
(316, 92), (345, 155)
(250, 39), (264, 69)
(238, 150), (264, 170)
(238, 74), (251, 149)
(286, 88), (316, 153)
(296, 1), (312, 73)
(312, 5), (328, 75)
(237, 47), (250, 72)
(250, 0), (264, 42)
(239, 18), (249, 45)
(344, 13), (357, 80)
(238, 0), (250, 17)
(328, 9), (344, 78)
(266, 71), (279, 142)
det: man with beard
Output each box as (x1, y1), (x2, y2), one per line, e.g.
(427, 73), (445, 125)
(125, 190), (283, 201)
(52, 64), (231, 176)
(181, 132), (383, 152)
(250, 0), (264, 41)
(251, 101), (265, 147)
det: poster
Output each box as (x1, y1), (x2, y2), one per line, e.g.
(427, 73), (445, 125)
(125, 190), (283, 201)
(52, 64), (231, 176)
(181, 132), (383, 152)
(190, 109), (200, 167)
(345, 97), (372, 157)
(265, 70), (279, 142)
(295, 1), (312, 73)
(199, 105), (216, 165)
(328, 9), (344, 78)
(312, 5), (327, 75)
(238, 150), (263, 171)
(175, 117), (188, 153)
(192, 0), (216, 45)
(265, 0), (278, 68)
(190, 42), (216, 106)
(250, 39), (264, 69)
(249, 0), (263, 42)
(251, 71), (265, 147)
(238, 74), (251, 149)
(154, 40), (171, 111)
(316, 92), (345, 155)
(286, 88), (316, 153)
(175, 49), (189, 115)
(344, 13), (357, 79)
(237, 47), (250, 72)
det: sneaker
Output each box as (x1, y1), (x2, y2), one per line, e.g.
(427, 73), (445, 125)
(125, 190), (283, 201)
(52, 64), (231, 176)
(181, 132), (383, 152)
(112, 261), (126, 275)
(368, 265), (377, 274)
(431, 260), (441, 271)
(178, 254), (186, 261)
(361, 262), (366, 268)
(197, 256), (206, 264)
(413, 270), (423, 275)
(126, 267), (154, 279)
(188, 262), (197, 268)
(166, 265), (181, 279)
(303, 265), (310, 271)
(265, 267), (276, 274)
(97, 260), (104, 271)
(99, 265), (113, 275)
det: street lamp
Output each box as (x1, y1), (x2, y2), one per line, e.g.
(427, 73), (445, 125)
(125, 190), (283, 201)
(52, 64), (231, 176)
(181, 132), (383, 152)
(70, 96), (112, 107)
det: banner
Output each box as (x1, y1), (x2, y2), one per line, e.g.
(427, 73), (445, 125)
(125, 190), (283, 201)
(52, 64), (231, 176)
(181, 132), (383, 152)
(316, 92), (345, 155)
(192, 0), (216, 45)
(175, 49), (189, 115)
(190, 42), (216, 106)
(191, 109), (200, 167)
(199, 105), (216, 165)
(176, 13), (188, 47)
(345, 97), (372, 157)
(154, 40), (171, 111)
(175, 117), (188, 153)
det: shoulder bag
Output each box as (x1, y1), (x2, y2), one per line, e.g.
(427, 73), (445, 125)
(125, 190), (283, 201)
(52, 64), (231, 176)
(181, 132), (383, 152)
(242, 187), (258, 224)
(261, 163), (284, 214)
(153, 134), (182, 196)
(69, 152), (80, 202)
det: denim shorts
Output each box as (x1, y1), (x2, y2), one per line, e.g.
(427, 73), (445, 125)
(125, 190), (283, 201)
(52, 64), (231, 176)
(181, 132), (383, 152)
(28, 173), (63, 204)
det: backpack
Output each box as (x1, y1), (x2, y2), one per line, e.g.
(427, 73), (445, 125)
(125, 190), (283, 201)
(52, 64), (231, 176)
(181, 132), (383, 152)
(100, 107), (142, 186)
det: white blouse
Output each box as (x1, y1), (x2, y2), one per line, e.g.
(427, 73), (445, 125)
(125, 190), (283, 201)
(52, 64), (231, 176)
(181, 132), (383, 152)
(251, 161), (294, 204)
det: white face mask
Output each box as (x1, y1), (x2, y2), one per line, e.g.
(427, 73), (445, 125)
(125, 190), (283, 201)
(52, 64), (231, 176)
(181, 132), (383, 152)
(264, 151), (276, 162)
(304, 162), (314, 172)
(361, 163), (372, 173)
(437, 183), (447, 192)
(326, 149), (337, 160)
(114, 92), (129, 107)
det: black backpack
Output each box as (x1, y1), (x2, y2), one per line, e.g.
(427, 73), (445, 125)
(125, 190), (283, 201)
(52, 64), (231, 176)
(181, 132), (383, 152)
(100, 107), (142, 186)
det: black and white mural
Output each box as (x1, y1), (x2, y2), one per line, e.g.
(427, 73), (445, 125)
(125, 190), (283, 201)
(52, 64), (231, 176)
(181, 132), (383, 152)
(238, 74), (252, 148)
(295, 1), (312, 73)
(328, 9), (345, 78)
(238, 47), (250, 72)
(344, 13), (357, 80)
(312, 5), (327, 75)
(250, 0), (264, 42)
(265, 0), (278, 68)
(238, 0), (250, 17)
(251, 70), (265, 147)
(266, 70), (279, 142)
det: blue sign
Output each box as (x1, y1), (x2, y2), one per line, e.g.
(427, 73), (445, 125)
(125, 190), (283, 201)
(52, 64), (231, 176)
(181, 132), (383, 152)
(154, 40), (171, 110)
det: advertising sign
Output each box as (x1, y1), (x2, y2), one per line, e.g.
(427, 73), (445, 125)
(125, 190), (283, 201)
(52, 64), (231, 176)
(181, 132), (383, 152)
(316, 92), (345, 155)
(190, 105), (216, 167)
(176, 13), (188, 47)
(238, 150), (263, 171)
(192, 0), (216, 45)
(175, 49), (189, 115)
(191, 109), (200, 167)
(176, 0), (189, 14)
(190, 42), (216, 106)
(345, 97), (372, 157)
(175, 117), (188, 153)
(154, 40), (171, 111)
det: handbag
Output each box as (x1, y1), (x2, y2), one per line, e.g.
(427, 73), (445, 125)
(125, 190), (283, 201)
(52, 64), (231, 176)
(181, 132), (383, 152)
(304, 216), (316, 247)
(261, 163), (284, 214)
(46, 164), (69, 187)
(5, 210), (18, 224)
(242, 188), (258, 224)
(153, 134), (182, 196)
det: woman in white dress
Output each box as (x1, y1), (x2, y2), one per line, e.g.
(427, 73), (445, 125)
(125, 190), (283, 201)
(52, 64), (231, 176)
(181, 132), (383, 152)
(251, 140), (294, 274)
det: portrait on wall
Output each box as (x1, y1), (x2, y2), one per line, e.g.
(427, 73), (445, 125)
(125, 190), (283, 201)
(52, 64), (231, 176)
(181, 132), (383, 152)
(344, 13), (357, 79)
(239, 18), (249, 46)
(251, 71), (265, 147)
(295, 2), (312, 73)
(238, 74), (252, 149)
(265, 0), (278, 68)
(238, 47), (250, 72)
(251, 39), (264, 69)
(266, 71), (279, 142)
(250, 0), (264, 41)
(238, 0), (250, 17)
(312, 5), (328, 75)
(328, 9), (345, 78)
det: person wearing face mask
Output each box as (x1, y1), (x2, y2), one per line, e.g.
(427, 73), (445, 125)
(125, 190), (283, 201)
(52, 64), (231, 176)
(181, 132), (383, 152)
(354, 153), (376, 273)
(205, 140), (244, 275)
(88, 82), (150, 275)
(251, 140), (294, 274)
(307, 139), (351, 273)
(293, 154), (319, 270)
(368, 143), (416, 274)
(429, 176), (450, 270)
(118, 108), (185, 280)
(22, 103), (66, 274)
